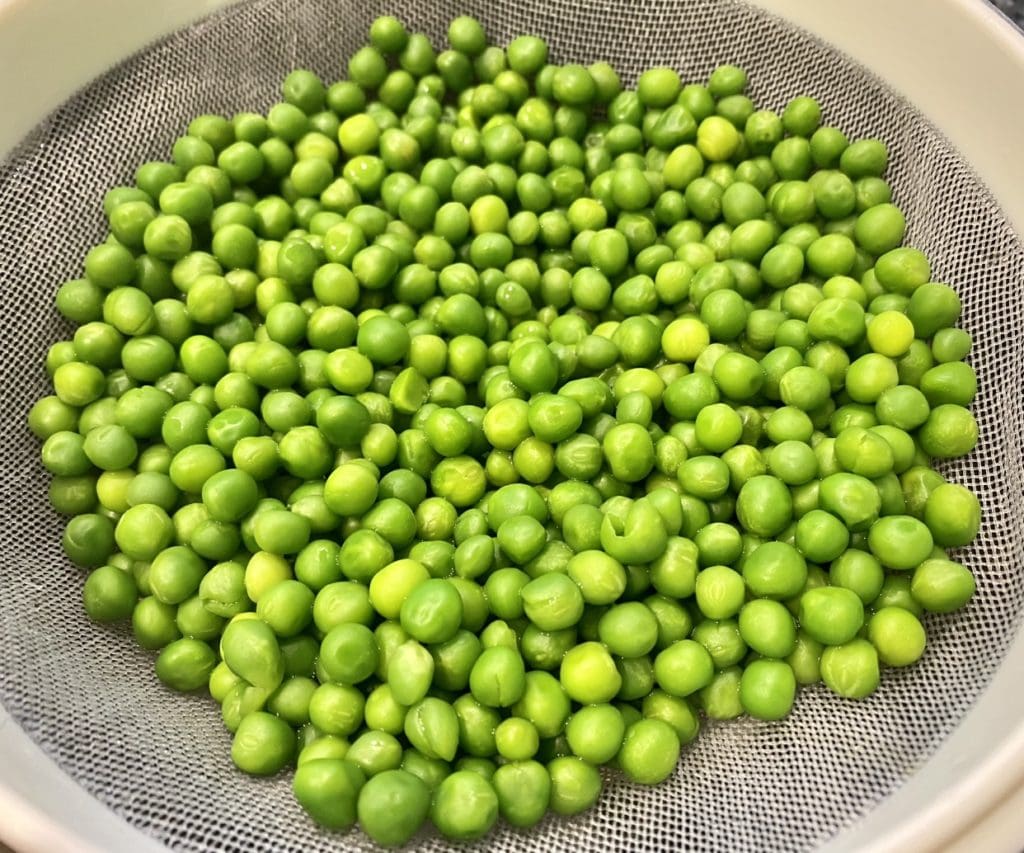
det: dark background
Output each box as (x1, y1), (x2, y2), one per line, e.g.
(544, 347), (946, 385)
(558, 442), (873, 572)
(991, 0), (1024, 27)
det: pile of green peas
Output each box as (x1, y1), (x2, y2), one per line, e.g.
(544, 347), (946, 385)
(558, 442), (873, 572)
(27, 11), (983, 845)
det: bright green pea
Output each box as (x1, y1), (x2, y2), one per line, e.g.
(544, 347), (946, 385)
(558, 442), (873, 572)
(400, 578), (463, 644)
(83, 565), (138, 622)
(923, 483), (981, 547)
(868, 514), (934, 570)
(653, 639), (714, 697)
(617, 718), (680, 784)
(911, 558), (976, 613)
(231, 711), (295, 775)
(738, 599), (796, 658)
(356, 769), (431, 846)
(820, 639), (880, 699)
(221, 617), (284, 691)
(739, 659), (796, 720)
(492, 760), (550, 828)
(431, 770), (499, 841)
(293, 759), (365, 829)
(559, 641), (621, 704)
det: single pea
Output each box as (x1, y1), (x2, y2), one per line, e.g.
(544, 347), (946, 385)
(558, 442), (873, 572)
(799, 586), (865, 646)
(819, 472), (882, 531)
(158, 638), (217, 691)
(400, 578), (463, 644)
(52, 360), (107, 407)
(867, 607), (927, 667)
(736, 476), (793, 538)
(697, 667), (744, 720)
(83, 565), (138, 622)
(348, 724), (403, 778)
(911, 558), (976, 613)
(404, 697), (460, 763)
(743, 540), (807, 599)
(492, 760), (550, 829)
(547, 756), (602, 816)
(559, 641), (621, 704)
(827, 550), (883, 605)
(740, 659), (797, 720)
(820, 639), (880, 699)
(868, 515), (934, 570)
(431, 770), (499, 841)
(293, 759), (365, 829)
(520, 571), (585, 631)
(598, 602), (659, 658)
(654, 639), (715, 697)
(931, 327), (972, 363)
(494, 717), (540, 762)
(320, 622), (378, 685)
(231, 711), (295, 775)
(565, 549), (627, 606)
(356, 769), (431, 846)
(917, 404), (978, 459)
(221, 617), (284, 691)
(132, 596), (182, 649)
(618, 718), (680, 785)
(922, 483), (981, 547)
(324, 462), (379, 517)
(738, 599), (797, 658)
(115, 503), (174, 561)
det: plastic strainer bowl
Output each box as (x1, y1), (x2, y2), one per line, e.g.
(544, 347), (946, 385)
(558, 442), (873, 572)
(1, 1), (1022, 851)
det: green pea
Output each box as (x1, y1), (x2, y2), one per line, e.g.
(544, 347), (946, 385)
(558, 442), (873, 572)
(547, 756), (602, 815)
(431, 770), (499, 840)
(918, 404), (978, 459)
(154, 637), (216, 691)
(554, 641), (619, 704)
(828, 549), (883, 605)
(736, 476), (792, 537)
(400, 578), (463, 643)
(221, 617), (284, 691)
(404, 697), (460, 762)
(738, 599), (796, 658)
(654, 639), (714, 697)
(320, 623), (378, 684)
(911, 559), (976, 613)
(293, 759), (365, 829)
(521, 571), (585, 631)
(82, 564), (138, 622)
(231, 711), (295, 775)
(356, 769), (431, 846)
(618, 718), (681, 784)
(470, 645), (527, 707)
(742, 541), (807, 599)
(563, 703), (625, 764)
(820, 639), (880, 699)
(799, 586), (865, 645)
(868, 515), (934, 570)
(739, 659), (797, 720)
(323, 462), (379, 518)
(492, 760), (551, 828)
(496, 515), (548, 566)
(867, 607), (926, 667)
(819, 473), (881, 531)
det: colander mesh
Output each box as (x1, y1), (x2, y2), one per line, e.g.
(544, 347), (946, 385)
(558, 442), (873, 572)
(0, 0), (1022, 850)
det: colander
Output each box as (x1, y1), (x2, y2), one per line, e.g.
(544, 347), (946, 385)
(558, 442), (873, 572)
(1, 1), (1022, 851)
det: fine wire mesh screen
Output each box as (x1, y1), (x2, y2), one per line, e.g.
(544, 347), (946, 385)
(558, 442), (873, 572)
(0, 0), (1022, 850)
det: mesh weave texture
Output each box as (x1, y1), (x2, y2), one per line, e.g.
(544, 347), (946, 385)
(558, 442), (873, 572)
(1, 0), (1022, 851)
